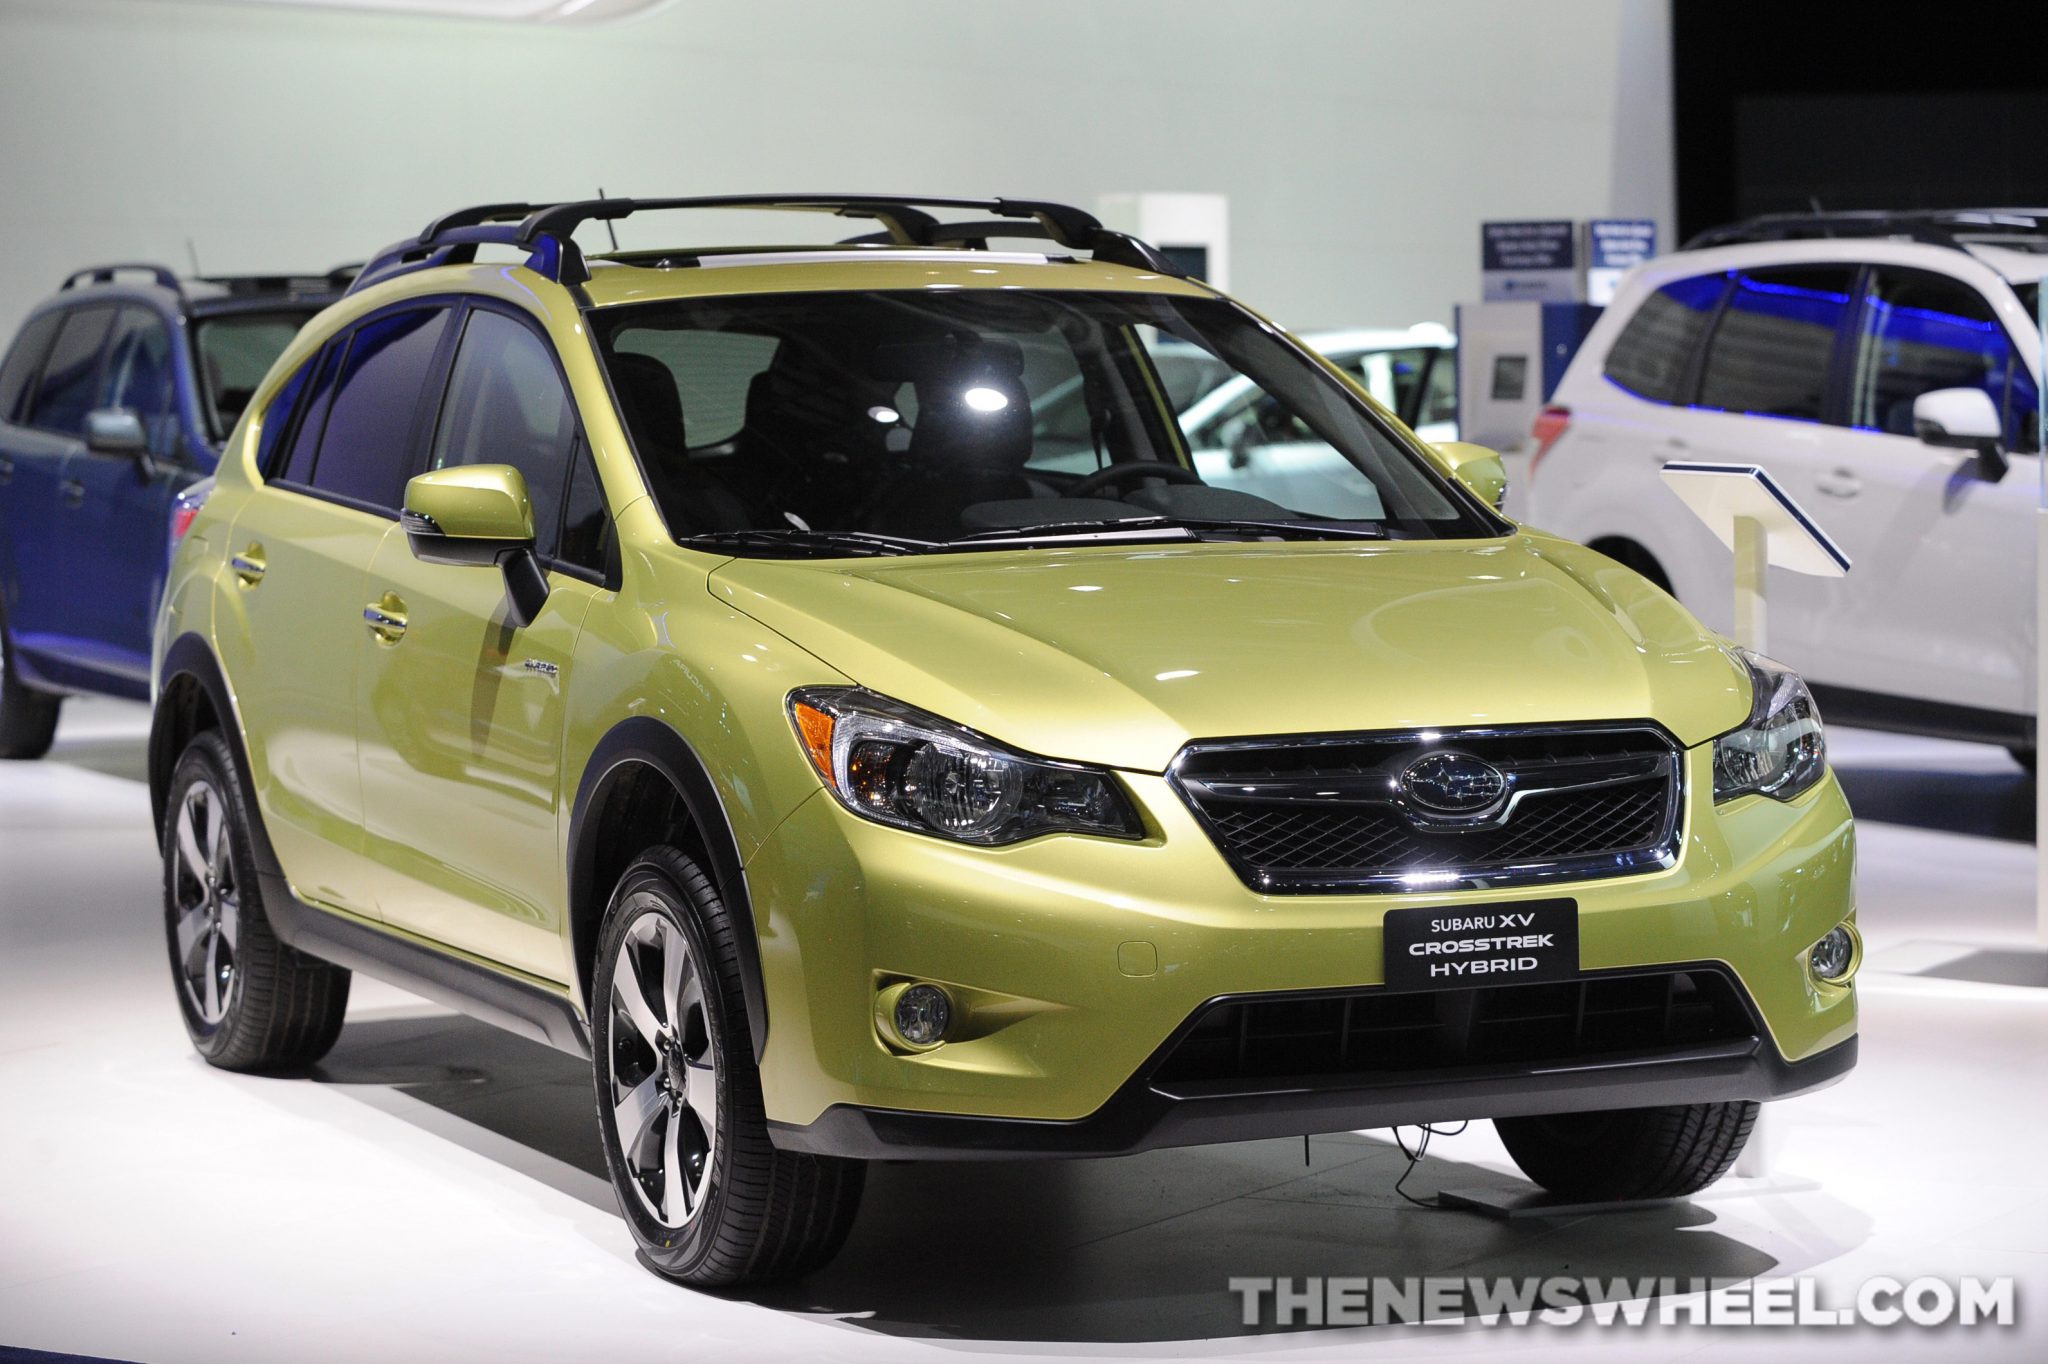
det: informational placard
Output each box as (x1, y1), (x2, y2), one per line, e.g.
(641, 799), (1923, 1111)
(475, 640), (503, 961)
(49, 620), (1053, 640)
(1585, 218), (1658, 306)
(1481, 220), (1578, 302)
(1381, 899), (1579, 992)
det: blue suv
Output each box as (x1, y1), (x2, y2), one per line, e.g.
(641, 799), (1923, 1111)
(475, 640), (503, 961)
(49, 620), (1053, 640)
(0, 263), (345, 757)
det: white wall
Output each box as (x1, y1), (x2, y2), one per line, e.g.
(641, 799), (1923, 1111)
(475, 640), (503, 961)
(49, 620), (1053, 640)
(0, 0), (1672, 336)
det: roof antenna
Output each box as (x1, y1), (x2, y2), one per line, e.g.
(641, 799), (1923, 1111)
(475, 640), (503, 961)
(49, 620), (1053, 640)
(1809, 196), (1832, 238)
(598, 188), (620, 251)
(186, 237), (203, 278)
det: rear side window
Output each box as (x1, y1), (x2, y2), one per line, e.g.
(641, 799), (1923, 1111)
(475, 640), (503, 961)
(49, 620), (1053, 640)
(28, 305), (117, 435)
(1850, 268), (2038, 450)
(254, 358), (315, 478)
(1603, 273), (1725, 404)
(0, 312), (63, 423)
(310, 307), (451, 510)
(429, 309), (577, 559)
(1696, 266), (1855, 423)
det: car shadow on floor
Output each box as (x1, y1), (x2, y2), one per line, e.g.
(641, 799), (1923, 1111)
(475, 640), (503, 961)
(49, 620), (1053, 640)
(1831, 760), (2033, 842)
(45, 732), (153, 784)
(312, 1012), (1844, 1344)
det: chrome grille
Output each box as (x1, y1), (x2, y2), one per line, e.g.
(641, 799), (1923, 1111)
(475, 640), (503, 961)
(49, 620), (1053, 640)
(1171, 725), (1682, 893)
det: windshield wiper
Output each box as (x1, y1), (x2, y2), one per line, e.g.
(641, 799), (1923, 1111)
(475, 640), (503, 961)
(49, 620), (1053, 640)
(951, 515), (1385, 545)
(680, 527), (936, 558)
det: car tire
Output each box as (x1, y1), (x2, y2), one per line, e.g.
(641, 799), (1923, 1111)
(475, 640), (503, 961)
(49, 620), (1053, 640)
(2009, 746), (2035, 775)
(0, 610), (61, 760)
(162, 730), (351, 1071)
(1494, 1100), (1758, 1201)
(591, 846), (864, 1287)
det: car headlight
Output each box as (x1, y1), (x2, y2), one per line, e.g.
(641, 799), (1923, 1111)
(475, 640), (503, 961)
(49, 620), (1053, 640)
(1712, 650), (1826, 802)
(787, 687), (1144, 845)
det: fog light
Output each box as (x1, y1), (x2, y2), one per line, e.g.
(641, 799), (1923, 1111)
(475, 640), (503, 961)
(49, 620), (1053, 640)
(1809, 924), (1858, 984)
(885, 983), (952, 1049)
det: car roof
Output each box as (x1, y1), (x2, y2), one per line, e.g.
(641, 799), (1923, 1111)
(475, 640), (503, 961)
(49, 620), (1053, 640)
(1631, 236), (2048, 289)
(39, 271), (344, 321)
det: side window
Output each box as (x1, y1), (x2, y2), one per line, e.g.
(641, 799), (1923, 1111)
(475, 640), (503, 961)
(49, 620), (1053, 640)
(429, 309), (576, 559)
(1603, 273), (1726, 404)
(310, 307), (451, 510)
(1851, 268), (2037, 450)
(27, 305), (117, 436)
(96, 308), (178, 455)
(1695, 266), (1855, 422)
(559, 448), (614, 575)
(0, 312), (64, 423)
(1418, 348), (1458, 427)
(278, 342), (343, 486)
(254, 357), (315, 478)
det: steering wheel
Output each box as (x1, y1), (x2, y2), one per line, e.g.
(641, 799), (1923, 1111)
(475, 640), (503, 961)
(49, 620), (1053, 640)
(1066, 461), (1206, 499)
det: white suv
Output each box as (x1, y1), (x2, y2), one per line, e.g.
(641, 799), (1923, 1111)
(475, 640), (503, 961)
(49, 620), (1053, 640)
(1525, 211), (2045, 766)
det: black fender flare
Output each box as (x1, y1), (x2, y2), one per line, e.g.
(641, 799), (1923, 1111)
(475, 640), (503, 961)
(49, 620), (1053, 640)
(150, 635), (278, 875)
(568, 716), (770, 1062)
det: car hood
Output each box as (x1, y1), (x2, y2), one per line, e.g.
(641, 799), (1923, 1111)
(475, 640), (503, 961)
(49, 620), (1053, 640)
(709, 533), (1751, 773)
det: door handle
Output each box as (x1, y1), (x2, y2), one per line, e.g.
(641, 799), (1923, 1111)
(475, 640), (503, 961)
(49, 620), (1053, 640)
(1815, 469), (1861, 499)
(230, 546), (267, 585)
(60, 478), (85, 508)
(363, 595), (408, 643)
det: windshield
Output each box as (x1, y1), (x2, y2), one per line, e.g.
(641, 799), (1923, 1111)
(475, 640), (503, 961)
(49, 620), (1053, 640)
(193, 310), (319, 442)
(594, 289), (1501, 553)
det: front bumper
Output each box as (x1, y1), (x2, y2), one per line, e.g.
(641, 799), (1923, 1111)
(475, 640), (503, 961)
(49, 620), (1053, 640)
(747, 745), (1857, 1154)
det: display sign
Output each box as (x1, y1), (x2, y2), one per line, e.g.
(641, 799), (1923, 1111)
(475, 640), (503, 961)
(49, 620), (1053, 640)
(1382, 898), (1579, 992)
(1585, 218), (1658, 306)
(1480, 220), (1578, 302)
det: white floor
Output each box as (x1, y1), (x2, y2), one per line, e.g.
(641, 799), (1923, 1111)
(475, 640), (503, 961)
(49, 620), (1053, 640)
(2, 699), (2044, 1363)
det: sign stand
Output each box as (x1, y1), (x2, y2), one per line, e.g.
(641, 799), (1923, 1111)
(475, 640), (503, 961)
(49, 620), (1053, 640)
(1663, 463), (1850, 1183)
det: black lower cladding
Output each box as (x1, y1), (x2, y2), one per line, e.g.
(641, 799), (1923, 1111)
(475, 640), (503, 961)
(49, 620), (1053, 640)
(769, 965), (1856, 1160)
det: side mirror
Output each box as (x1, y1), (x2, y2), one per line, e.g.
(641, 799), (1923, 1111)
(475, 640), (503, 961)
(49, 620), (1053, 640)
(401, 464), (550, 628)
(1432, 440), (1509, 511)
(85, 407), (148, 458)
(1914, 387), (2008, 483)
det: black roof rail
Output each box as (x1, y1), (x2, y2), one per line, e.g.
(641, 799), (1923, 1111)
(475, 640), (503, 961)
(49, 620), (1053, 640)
(60, 262), (183, 294)
(195, 272), (351, 299)
(1684, 208), (2048, 253)
(346, 194), (1184, 297)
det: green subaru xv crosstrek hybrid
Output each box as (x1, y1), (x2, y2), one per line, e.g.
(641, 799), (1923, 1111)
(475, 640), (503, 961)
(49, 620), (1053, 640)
(150, 195), (1857, 1288)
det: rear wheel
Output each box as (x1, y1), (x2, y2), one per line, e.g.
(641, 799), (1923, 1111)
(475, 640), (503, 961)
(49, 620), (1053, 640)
(1495, 1100), (1758, 1201)
(0, 610), (61, 760)
(163, 730), (351, 1071)
(591, 846), (864, 1287)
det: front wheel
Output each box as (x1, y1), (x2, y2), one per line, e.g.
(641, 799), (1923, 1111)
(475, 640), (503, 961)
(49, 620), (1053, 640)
(591, 847), (864, 1287)
(1495, 1100), (1758, 1201)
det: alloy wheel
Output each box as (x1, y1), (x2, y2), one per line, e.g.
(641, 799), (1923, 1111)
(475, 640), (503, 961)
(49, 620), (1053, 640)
(171, 780), (239, 1025)
(608, 905), (719, 1228)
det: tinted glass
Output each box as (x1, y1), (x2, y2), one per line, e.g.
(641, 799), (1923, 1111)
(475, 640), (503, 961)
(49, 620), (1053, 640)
(1419, 348), (1458, 427)
(194, 310), (319, 441)
(596, 290), (1487, 547)
(1696, 266), (1854, 422)
(279, 342), (342, 485)
(96, 308), (177, 455)
(1850, 269), (2036, 449)
(430, 309), (577, 558)
(608, 328), (777, 454)
(29, 306), (117, 435)
(311, 308), (450, 509)
(0, 311), (63, 423)
(254, 358), (314, 478)
(1604, 273), (1726, 403)
(560, 447), (613, 574)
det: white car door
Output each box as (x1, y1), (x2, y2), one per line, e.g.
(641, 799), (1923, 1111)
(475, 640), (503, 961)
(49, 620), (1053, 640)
(1820, 264), (2040, 716)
